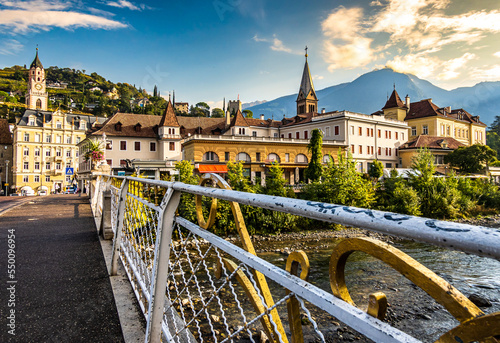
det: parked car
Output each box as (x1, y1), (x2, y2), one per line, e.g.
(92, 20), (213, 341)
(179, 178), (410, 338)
(38, 190), (47, 196)
(9, 193), (20, 196)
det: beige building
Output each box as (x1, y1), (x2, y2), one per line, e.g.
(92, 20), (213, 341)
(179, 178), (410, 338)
(13, 51), (104, 194)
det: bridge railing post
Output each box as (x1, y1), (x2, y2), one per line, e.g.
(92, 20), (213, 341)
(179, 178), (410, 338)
(145, 187), (181, 343)
(100, 190), (113, 239)
(110, 178), (129, 276)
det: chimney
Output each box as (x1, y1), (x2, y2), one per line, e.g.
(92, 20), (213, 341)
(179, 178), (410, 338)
(405, 95), (410, 111)
(226, 109), (231, 126)
(260, 114), (265, 120)
(446, 106), (451, 113)
(321, 108), (326, 114)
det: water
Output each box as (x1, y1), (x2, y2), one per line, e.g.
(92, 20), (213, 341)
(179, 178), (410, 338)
(255, 236), (500, 341)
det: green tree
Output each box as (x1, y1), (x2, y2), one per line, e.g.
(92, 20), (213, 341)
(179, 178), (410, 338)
(444, 144), (497, 173)
(175, 161), (199, 223)
(264, 162), (286, 197)
(368, 160), (384, 179)
(211, 108), (225, 118)
(304, 129), (323, 182)
(227, 160), (253, 193)
(242, 109), (253, 118)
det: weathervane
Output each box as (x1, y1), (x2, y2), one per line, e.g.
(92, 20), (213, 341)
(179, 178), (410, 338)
(305, 46), (308, 59)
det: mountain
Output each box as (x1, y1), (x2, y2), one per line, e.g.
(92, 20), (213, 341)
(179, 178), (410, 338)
(242, 100), (267, 109)
(246, 68), (500, 126)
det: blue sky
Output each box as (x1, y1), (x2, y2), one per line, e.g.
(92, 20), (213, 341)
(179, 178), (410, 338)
(1, 0), (500, 109)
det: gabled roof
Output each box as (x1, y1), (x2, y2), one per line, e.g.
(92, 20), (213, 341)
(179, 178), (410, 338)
(230, 109), (249, 127)
(296, 58), (317, 102)
(17, 109), (104, 129)
(0, 119), (12, 145)
(159, 100), (180, 127)
(177, 117), (226, 136)
(30, 49), (43, 69)
(245, 118), (282, 128)
(399, 135), (465, 150)
(90, 112), (161, 138)
(382, 89), (406, 110)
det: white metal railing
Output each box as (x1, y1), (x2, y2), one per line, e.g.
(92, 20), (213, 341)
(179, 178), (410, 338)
(90, 174), (500, 343)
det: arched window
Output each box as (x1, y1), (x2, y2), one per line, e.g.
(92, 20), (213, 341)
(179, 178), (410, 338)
(203, 151), (219, 162)
(36, 99), (42, 109)
(323, 154), (333, 163)
(267, 153), (280, 163)
(295, 154), (308, 163)
(236, 152), (251, 162)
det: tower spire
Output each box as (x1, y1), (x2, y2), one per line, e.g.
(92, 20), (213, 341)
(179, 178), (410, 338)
(305, 45), (308, 60)
(296, 46), (317, 114)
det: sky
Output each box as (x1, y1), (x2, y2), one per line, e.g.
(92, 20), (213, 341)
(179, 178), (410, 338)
(1, 0), (500, 109)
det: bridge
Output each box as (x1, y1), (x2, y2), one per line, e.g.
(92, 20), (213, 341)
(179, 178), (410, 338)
(1, 174), (499, 342)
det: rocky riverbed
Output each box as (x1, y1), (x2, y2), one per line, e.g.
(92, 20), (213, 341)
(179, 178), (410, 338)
(219, 220), (500, 342)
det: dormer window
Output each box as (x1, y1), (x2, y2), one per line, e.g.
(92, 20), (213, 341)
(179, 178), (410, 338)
(28, 117), (35, 126)
(115, 122), (122, 131)
(134, 123), (142, 132)
(79, 120), (86, 130)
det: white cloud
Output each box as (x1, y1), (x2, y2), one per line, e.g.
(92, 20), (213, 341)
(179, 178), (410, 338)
(438, 53), (476, 80)
(472, 65), (500, 80)
(321, 7), (377, 70)
(252, 34), (299, 54)
(0, 38), (23, 55)
(312, 75), (323, 80)
(0, 0), (69, 11)
(386, 54), (441, 77)
(0, 10), (127, 32)
(104, 0), (150, 11)
(494, 51), (500, 58)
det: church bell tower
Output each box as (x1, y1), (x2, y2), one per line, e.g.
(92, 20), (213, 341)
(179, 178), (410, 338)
(26, 48), (48, 111)
(296, 46), (318, 115)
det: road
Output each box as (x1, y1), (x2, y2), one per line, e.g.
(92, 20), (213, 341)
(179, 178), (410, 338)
(0, 196), (32, 215)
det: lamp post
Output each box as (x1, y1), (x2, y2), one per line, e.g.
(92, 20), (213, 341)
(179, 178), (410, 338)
(5, 160), (9, 196)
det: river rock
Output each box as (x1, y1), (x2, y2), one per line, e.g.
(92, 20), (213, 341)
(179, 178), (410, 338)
(468, 294), (492, 307)
(259, 330), (268, 343)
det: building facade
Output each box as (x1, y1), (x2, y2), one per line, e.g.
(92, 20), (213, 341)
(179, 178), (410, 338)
(0, 119), (13, 194)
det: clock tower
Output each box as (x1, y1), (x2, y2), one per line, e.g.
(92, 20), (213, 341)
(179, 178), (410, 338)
(26, 48), (48, 111)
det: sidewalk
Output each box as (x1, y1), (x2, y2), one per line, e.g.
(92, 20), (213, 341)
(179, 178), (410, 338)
(0, 195), (125, 343)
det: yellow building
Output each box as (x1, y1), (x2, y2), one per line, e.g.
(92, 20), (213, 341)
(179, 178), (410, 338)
(12, 51), (104, 194)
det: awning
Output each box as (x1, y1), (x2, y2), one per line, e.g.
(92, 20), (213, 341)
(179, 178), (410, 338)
(198, 165), (228, 173)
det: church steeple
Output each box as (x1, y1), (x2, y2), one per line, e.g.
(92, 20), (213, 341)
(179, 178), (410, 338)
(296, 46), (318, 115)
(26, 47), (48, 111)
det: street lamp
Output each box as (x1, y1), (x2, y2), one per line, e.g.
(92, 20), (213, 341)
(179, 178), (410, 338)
(5, 160), (9, 196)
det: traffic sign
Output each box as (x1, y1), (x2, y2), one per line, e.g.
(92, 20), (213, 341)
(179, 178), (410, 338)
(65, 167), (74, 175)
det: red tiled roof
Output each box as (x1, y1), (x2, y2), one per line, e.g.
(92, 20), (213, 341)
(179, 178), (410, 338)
(0, 119), (12, 144)
(90, 112), (161, 138)
(382, 89), (407, 110)
(177, 116), (226, 136)
(159, 100), (180, 127)
(245, 118), (282, 128)
(230, 109), (249, 127)
(399, 135), (465, 150)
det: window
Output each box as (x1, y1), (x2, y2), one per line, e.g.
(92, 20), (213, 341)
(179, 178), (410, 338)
(252, 131), (257, 137)
(120, 160), (127, 167)
(45, 176), (50, 182)
(274, 133), (278, 138)
(371, 146), (374, 154)
(325, 127), (330, 137)
(288, 133), (292, 139)
(29, 117), (35, 126)
(378, 129), (381, 138)
(351, 126), (354, 135)
(411, 127), (417, 136)
(56, 162), (61, 170)
(76, 137), (81, 144)
(389, 148), (392, 156)
(106, 159), (112, 166)
(169, 142), (175, 151)
(371, 128), (374, 137)
(359, 145), (363, 154)
(76, 151), (79, 157)
(55, 135), (61, 143)
(56, 149), (62, 157)
(79, 120), (86, 130)
(23, 162), (29, 170)
(296, 132), (300, 139)
(402, 133), (405, 140)
(304, 131), (308, 139)
(56, 121), (62, 129)
(386, 163), (392, 168)
(45, 149), (51, 157)
(256, 152), (261, 162)
(66, 136), (72, 144)
(134, 142), (141, 151)
(358, 127), (362, 136)
(335, 126), (340, 136)
(150, 142), (156, 151)
(66, 150), (71, 157)
(389, 131), (392, 139)
(66, 176), (71, 182)
(267, 153), (280, 163)
(24, 133), (30, 141)
(23, 148), (29, 156)
(378, 147), (381, 155)
(285, 153), (290, 162)
(120, 141), (126, 150)
(446, 126), (450, 135)
(203, 151), (219, 161)
(441, 124), (445, 135)
(35, 148), (40, 156)
(385, 130), (388, 139)
(45, 134), (51, 143)
(395, 132), (398, 140)
(323, 155), (332, 163)
(366, 128), (370, 136)
(295, 154), (308, 163)
(225, 152), (230, 161)
(35, 134), (41, 142)
(236, 152), (251, 162)
(351, 145), (355, 153)
(34, 175), (40, 182)
(423, 125), (428, 135)
(23, 176), (29, 183)
(34, 162), (40, 170)
(45, 162), (51, 170)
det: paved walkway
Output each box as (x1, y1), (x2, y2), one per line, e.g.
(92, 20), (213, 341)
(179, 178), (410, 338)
(0, 195), (124, 343)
